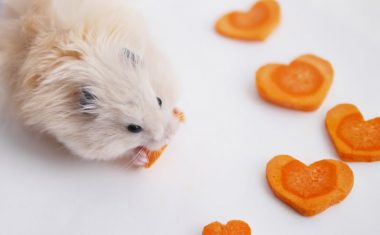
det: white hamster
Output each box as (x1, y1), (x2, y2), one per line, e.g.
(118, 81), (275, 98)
(0, 0), (181, 166)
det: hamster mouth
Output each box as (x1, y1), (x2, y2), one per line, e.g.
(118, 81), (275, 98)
(134, 146), (145, 152)
(146, 137), (172, 151)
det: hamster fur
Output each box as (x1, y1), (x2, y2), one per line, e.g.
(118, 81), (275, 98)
(0, 0), (181, 165)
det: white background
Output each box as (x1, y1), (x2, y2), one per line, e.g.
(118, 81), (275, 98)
(1, 0), (380, 234)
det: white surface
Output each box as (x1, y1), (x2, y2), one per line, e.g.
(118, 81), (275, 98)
(1, 0), (380, 234)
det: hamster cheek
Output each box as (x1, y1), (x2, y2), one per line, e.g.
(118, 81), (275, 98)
(165, 116), (181, 141)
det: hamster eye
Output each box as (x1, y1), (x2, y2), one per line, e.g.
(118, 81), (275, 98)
(122, 48), (140, 65)
(157, 97), (162, 107)
(80, 87), (97, 113)
(81, 89), (96, 102)
(127, 125), (143, 133)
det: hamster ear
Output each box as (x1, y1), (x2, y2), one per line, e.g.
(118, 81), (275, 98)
(122, 48), (141, 66)
(79, 87), (97, 114)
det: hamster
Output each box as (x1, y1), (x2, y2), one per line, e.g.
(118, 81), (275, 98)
(0, 0), (181, 166)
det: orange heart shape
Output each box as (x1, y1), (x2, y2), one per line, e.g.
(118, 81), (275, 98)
(215, 0), (280, 41)
(266, 155), (354, 216)
(256, 54), (334, 111)
(203, 220), (251, 235)
(326, 103), (380, 162)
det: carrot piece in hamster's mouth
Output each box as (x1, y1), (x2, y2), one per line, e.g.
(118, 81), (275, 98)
(143, 145), (168, 168)
(144, 110), (185, 168)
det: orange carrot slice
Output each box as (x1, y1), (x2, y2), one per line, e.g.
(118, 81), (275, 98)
(144, 110), (185, 168)
(203, 220), (251, 235)
(256, 54), (334, 111)
(144, 145), (168, 169)
(266, 155), (354, 216)
(326, 104), (380, 162)
(174, 109), (186, 122)
(215, 0), (280, 41)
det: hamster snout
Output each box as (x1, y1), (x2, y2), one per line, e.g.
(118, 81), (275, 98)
(0, 0), (181, 163)
(148, 117), (180, 149)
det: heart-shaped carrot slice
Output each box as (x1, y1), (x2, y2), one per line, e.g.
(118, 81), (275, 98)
(203, 220), (251, 235)
(256, 54), (334, 111)
(215, 0), (280, 41)
(326, 104), (380, 162)
(144, 111), (185, 168)
(266, 155), (354, 216)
